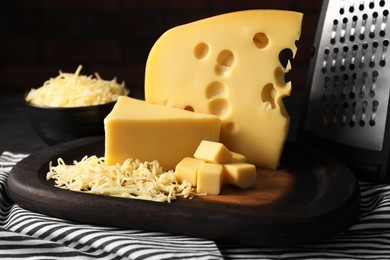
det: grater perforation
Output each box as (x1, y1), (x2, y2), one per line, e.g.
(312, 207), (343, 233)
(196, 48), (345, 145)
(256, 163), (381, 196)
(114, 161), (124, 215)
(305, 0), (390, 152)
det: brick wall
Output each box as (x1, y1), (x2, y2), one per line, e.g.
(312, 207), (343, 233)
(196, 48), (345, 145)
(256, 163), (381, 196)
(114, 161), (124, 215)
(1, 0), (323, 99)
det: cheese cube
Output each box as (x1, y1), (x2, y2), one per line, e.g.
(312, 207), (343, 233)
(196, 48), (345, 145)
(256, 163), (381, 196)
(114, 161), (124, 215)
(104, 96), (221, 170)
(223, 163), (257, 189)
(194, 140), (232, 164)
(231, 151), (246, 163)
(175, 157), (204, 186)
(196, 163), (223, 195)
(145, 10), (303, 169)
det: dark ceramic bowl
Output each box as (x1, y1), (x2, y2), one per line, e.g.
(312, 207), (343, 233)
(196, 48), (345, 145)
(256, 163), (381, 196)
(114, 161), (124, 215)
(23, 96), (116, 145)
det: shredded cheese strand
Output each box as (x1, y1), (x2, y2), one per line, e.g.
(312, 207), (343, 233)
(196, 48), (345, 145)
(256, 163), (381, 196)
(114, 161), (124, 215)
(26, 65), (129, 107)
(46, 156), (196, 203)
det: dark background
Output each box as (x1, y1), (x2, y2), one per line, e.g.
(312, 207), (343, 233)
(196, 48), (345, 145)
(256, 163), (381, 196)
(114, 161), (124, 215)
(0, 0), (323, 99)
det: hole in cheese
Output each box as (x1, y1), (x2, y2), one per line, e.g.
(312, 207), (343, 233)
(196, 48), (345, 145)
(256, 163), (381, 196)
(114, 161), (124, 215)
(206, 81), (227, 99)
(208, 97), (230, 117)
(278, 48), (294, 70)
(274, 67), (286, 86)
(261, 83), (277, 109)
(215, 50), (235, 77)
(253, 32), (269, 49)
(194, 42), (210, 59)
(184, 105), (195, 112)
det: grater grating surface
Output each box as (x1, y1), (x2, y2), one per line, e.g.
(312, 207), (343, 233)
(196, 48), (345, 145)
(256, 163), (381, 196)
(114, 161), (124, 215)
(305, 0), (390, 151)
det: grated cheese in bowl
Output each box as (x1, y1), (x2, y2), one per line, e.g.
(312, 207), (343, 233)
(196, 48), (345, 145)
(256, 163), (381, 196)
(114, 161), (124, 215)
(46, 156), (196, 203)
(25, 65), (129, 107)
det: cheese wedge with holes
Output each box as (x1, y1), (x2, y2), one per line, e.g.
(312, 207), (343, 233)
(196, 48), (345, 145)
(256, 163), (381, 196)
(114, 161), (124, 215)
(145, 10), (303, 169)
(104, 96), (221, 170)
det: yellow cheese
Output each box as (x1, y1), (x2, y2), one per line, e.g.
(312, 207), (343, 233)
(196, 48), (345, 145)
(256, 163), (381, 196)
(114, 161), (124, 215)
(231, 151), (246, 163)
(26, 65), (128, 107)
(174, 141), (256, 191)
(223, 163), (257, 189)
(145, 10), (303, 169)
(104, 96), (221, 170)
(194, 140), (232, 164)
(175, 157), (205, 186)
(196, 163), (223, 195)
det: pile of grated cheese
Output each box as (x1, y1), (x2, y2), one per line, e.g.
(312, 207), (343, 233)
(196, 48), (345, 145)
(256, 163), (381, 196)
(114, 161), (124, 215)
(25, 65), (129, 107)
(46, 155), (195, 203)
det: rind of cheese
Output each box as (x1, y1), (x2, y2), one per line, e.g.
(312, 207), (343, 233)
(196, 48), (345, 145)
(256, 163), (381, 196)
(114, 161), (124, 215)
(196, 163), (223, 195)
(104, 96), (221, 170)
(145, 10), (303, 169)
(175, 157), (205, 186)
(223, 163), (257, 189)
(194, 140), (232, 164)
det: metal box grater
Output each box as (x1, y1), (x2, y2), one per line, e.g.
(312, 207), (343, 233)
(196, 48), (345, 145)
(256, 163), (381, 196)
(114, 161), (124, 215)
(303, 0), (390, 182)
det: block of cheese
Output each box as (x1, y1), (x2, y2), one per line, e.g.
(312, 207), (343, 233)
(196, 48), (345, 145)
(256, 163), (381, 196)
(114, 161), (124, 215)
(104, 96), (221, 170)
(194, 140), (232, 164)
(174, 140), (256, 190)
(175, 157), (204, 186)
(231, 151), (246, 163)
(145, 10), (303, 169)
(223, 163), (257, 189)
(197, 163), (223, 195)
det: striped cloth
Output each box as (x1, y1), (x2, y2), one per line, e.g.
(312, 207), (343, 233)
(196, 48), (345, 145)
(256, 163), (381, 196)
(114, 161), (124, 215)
(1, 152), (390, 259)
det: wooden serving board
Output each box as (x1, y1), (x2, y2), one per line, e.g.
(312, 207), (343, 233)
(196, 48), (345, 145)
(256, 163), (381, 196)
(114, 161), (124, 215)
(7, 136), (360, 247)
